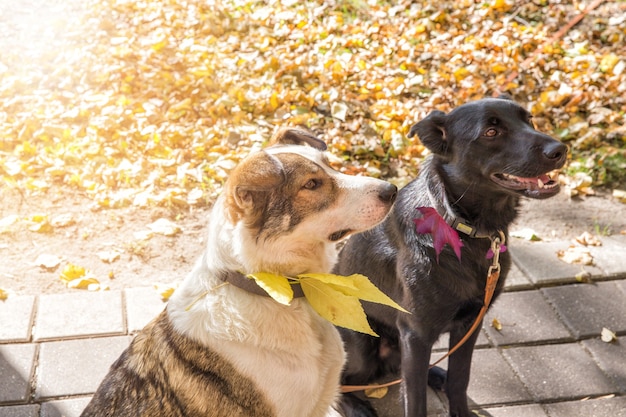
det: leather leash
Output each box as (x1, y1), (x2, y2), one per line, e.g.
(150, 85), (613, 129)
(341, 230), (505, 394)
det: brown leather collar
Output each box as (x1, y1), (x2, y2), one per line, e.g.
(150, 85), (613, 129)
(219, 270), (305, 298)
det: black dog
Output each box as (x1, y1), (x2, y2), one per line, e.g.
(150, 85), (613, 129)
(335, 97), (567, 417)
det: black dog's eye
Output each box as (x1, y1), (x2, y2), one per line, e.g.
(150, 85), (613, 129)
(303, 179), (321, 190)
(484, 128), (498, 137)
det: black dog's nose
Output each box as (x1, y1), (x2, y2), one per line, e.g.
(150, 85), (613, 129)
(379, 183), (398, 204)
(543, 141), (568, 163)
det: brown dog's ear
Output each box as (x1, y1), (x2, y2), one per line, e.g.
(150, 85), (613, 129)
(408, 110), (449, 156)
(225, 151), (284, 226)
(269, 127), (327, 150)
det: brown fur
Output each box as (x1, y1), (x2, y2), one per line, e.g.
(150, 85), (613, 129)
(81, 311), (275, 417)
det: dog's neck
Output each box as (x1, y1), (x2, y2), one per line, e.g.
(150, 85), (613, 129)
(427, 158), (519, 236)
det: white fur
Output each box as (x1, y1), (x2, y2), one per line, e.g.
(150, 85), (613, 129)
(167, 146), (393, 417)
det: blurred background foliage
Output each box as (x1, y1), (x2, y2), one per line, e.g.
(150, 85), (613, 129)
(0, 0), (624, 209)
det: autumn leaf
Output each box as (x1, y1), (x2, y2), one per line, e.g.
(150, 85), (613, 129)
(247, 272), (294, 306)
(154, 283), (178, 301)
(247, 272), (408, 335)
(35, 254), (62, 270)
(0, 288), (8, 301)
(601, 327), (617, 343)
(413, 207), (463, 262)
(300, 277), (376, 336)
(147, 218), (181, 236)
(364, 386), (388, 399)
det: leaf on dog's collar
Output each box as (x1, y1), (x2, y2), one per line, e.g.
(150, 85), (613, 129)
(246, 272), (408, 336)
(246, 272), (294, 305)
(413, 207), (463, 262)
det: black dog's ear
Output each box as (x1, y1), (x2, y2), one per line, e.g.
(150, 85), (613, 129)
(269, 127), (327, 150)
(408, 110), (449, 155)
(496, 93), (513, 101)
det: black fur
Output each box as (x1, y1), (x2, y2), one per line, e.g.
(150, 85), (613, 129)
(335, 97), (567, 417)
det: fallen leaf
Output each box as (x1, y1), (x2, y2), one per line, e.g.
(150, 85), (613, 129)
(0, 288), (8, 300)
(491, 318), (503, 331)
(35, 254), (62, 270)
(50, 214), (76, 228)
(0, 215), (19, 233)
(612, 189), (626, 203)
(557, 246), (593, 265)
(575, 232), (601, 247)
(147, 218), (181, 236)
(601, 327), (617, 343)
(27, 215), (53, 233)
(413, 207), (463, 262)
(511, 228), (541, 241)
(67, 277), (101, 290)
(97, 250), (122, 263)
(59, 263), (88, 284)
(364, 386), (388, 399)
(154, 283), (178, 301)
(575, 270), (592, 283)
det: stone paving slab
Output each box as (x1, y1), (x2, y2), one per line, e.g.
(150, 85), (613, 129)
(542, 395), (626, 417)
(501, 342), (617, 402)
(0, 344), (37, 403)
(484, 290), (573, 346)
(0, 404), (39, 417)
(33, 291), (125, 341)
(0, 295), (35, 342)
(370, 384), (448, 417)
(482, 403), (549, 417)
(589, 235), (626, 277)
(502, 262), (533, 291)
(36, 336), (131, 399)
(467, 348), (531, 406)
(581, 336), (626, 392)
(40, 397), (91, 417)
(542, 281), (626, 338)
(509, 240), (604, 285)
(124, 287), (166, 332)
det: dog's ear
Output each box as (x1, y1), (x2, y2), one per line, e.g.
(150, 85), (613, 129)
(495, 93), (513, 101)
(408, 110), (449, 155)
(225, 151), (284, 226)
(269, 127), (327, 150)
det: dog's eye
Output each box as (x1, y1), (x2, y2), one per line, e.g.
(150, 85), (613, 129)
(484, 128), (498, 137)
(303, 179), (321, 190)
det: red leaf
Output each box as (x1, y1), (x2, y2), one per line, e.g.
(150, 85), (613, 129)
(413, 207), (463, 262)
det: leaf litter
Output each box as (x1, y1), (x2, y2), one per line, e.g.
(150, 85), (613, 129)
(1, 0), (625, 295)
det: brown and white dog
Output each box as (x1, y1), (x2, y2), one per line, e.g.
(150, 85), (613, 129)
(81, 128), (397, 417)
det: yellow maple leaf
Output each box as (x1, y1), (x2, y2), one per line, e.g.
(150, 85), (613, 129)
(60, 263), (87, 284)
(300, 277), (377, 336)
(247, 272), (294, 305)
(0, 288), (8, 300)
(301, 273), (409, 314)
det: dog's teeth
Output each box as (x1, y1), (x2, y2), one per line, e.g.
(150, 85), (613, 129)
(537, 178), (544, 188)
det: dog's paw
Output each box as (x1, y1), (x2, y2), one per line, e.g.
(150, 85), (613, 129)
(427, 366), (447, 391)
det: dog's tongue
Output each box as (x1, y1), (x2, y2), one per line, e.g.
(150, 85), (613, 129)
(518, 174), (551, 188)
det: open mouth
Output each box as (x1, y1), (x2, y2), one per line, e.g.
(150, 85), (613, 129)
(328, 229), (352, 242)
(490, 172), (560, 198)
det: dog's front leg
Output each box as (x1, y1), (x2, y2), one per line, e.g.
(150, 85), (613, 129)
(445, 321), (482, 417)
(398, 319), (431, 417)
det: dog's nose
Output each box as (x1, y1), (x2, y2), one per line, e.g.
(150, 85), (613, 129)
(543, 141), (568, 163)
(378, 183), (398, 204)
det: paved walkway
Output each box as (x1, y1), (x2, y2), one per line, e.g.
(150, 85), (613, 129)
(1, 236), (625, 417)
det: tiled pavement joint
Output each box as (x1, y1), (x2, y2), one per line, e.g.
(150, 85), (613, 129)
(1, 237), (625, 417)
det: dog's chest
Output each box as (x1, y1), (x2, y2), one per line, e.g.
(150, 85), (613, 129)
(210, 298), (345, 417)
